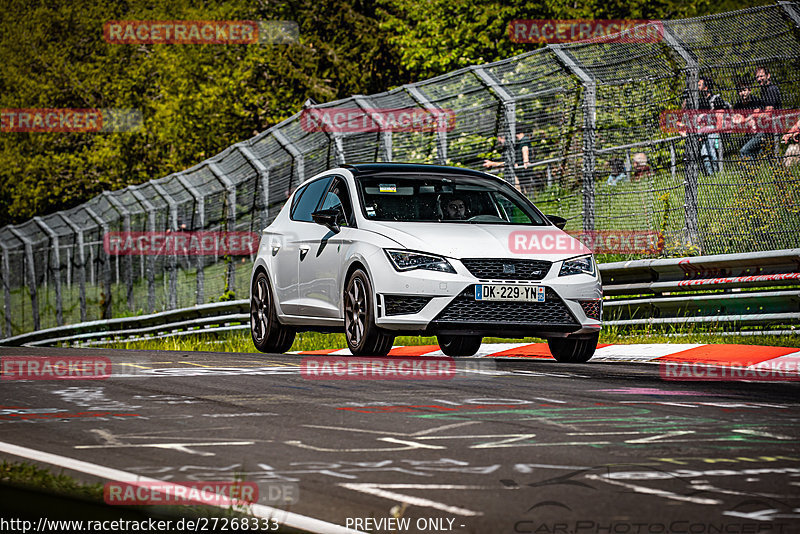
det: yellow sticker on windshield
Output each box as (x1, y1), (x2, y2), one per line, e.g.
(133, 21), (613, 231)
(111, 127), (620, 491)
(379, 184), (397, 193)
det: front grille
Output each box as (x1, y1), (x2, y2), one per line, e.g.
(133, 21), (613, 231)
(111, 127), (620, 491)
(579, 299), (602, 320)
(384, 295), (432, 316)
(461, 258), (551, 281)
(433, 286), (577, 325)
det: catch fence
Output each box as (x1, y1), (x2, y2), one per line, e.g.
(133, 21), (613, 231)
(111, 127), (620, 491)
(1, 3), (799, 337)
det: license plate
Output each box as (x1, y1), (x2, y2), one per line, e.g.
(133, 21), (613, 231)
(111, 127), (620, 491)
(475, 284), (545, 302)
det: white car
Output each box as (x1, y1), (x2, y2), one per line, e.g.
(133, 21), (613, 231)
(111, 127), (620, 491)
(250, 163), (602, 361)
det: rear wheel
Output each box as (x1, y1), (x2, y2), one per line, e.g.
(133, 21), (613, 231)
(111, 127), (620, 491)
(251, 270), (296, 353)
(547, 332), (599, 363)
(344, 269), (395, 356)
(437, 335), (482, 357)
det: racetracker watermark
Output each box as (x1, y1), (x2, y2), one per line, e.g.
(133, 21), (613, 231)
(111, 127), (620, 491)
(570, 231), (663, 254)
(1, 357), (111, 380)
(661, 361), (800, 382)
(661, 109), (800, 135)
(104, 231), (259, 256)
(104, 481), (297, 505)
(508, 230), (661, 255)
(301, 356), (461, 380)
(299, 108), (456, 133)
(509, 19), (664, 43)
(1, 108), (143, 133)
(103, 20), (298, 45)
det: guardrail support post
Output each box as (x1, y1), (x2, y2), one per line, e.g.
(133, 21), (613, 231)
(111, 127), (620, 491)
(553, 47), (596, 232)
(780, 1), (800, 28)
(353, 95), (393, 161)
(406, 85), (448, 164)
(662, 25), (702, 250)
(151, 183), (179, 310)
(85, 208), (112, 319)
(176, 174), (206, 305)
(209, 163), (238, 298)
(0, 241), (12, 337)
(7, 227), (39, 331)
(103, 192), (134, 311)
(237, 145), (270, 231)
(33, 217), (63, 326)
(273, 130), (305, 191)
(130, 188), (157, 313)
(474, 67), (518, 188)
(59, 214), (87, 322)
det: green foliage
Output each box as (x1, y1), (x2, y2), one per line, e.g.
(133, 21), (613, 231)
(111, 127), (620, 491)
(0, 0), (772, 226)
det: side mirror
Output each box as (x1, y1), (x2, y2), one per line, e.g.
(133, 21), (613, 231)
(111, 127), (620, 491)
(546, 215), (567, 230)
(312, 207), (342, 233)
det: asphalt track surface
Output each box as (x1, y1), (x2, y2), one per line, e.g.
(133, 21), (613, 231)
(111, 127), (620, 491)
(1, 346), (799, 534)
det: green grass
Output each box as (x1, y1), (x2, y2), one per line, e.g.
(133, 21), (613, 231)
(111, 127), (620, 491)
(0, 460), (104, 501)
(0, 461), (300, 531)
(95, 326), (800, 353)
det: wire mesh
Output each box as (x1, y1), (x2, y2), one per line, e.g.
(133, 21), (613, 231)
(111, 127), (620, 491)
(2, 4), (799, 337)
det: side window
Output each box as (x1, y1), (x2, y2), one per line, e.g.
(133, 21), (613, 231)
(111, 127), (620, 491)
(290, 177), (333, 222)
(320, 177), (355, 227)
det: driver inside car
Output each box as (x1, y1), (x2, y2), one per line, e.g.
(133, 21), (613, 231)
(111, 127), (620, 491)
(442, 196), (469, 220)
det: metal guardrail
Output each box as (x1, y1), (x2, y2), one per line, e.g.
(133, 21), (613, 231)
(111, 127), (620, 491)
(600, 248), (800, 328)
(0, 300), (249, 347)
(0, 249), (798, 347)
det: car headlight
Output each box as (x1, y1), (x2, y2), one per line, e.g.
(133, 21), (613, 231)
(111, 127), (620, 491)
(559, 255), (595, 276)
(385, 249), (456, 274)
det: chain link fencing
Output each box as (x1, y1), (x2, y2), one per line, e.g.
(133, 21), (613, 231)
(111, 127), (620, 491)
(2, 3), (800, 337)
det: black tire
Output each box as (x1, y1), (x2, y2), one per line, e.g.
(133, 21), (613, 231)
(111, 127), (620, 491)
(251, 270), (296, 353)
(344, 269), (395, 356)
(547, 332), (599, 363)
(437, 335), (482, 357)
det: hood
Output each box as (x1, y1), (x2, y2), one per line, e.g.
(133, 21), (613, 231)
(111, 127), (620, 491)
(364, 221), (591, 262)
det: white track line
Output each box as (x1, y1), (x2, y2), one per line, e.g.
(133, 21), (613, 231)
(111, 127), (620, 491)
(0, 441), (365, 534)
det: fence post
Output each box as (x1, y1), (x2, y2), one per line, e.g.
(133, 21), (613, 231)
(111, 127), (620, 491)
(406, 85), (448, 164)
(33, 217), (63, 326)
(7, 227), (39, 331)
(662, 24), (701, 250)
(779, 1), (800, 28)
(209, 162), (237, 298)
(58, 213), (87, 322)
(237, 145), (270, 230)
(84, 208), (112, 319)
(552, 47), (596, 232)
(0, 241), (12, 337)
(354, 95), (393, 161)
(474, 67), (518, 188)
(103, 192), (134, 310)
(273, 130), (306, 189)
(151, 183), (179, 310)
(130, 188), (156, 313)
(175, 174), (205, 305)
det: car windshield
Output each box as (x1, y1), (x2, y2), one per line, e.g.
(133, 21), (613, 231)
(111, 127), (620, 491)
(355, 174), (549, 225)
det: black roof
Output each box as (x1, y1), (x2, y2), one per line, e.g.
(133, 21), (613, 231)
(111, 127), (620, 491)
(342, 163), (495, 180)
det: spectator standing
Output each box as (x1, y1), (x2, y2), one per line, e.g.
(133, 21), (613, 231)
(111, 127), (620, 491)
(740, 66), (782, 161)
(731, 78), (762, 154)
(696, 76), (730, 175)
(483, 131), (531, 192)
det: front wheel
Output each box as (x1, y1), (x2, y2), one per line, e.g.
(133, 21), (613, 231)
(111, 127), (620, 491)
(437, 335), (482, 357)
(344, 269), (395, 356)
(251, 270), (296, 353)
(547, 332), (599, 363)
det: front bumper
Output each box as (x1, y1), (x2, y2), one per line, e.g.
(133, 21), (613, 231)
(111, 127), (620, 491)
(372, 255), (602, 338)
